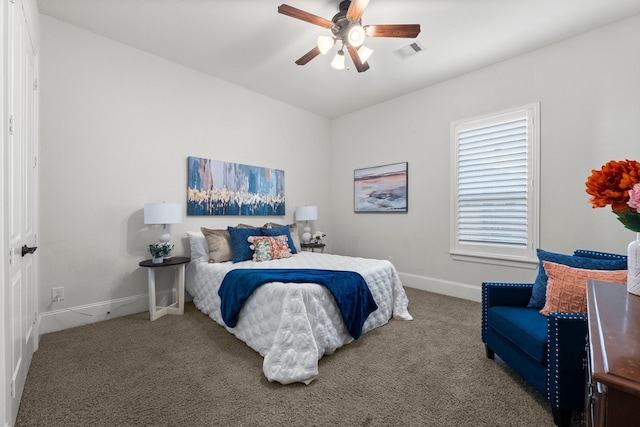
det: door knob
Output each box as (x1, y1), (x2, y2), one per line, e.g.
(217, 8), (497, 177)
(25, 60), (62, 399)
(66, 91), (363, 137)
(21, 245), (37, 257)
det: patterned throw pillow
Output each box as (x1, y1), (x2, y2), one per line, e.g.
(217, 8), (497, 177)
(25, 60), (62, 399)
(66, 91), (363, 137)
(248, 235), (292, 262)
(539, 261), (627, 316)
(261, 225), (299, 254)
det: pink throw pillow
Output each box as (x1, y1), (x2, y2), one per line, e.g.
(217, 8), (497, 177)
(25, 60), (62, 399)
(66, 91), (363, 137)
(539, 261), (627, 316)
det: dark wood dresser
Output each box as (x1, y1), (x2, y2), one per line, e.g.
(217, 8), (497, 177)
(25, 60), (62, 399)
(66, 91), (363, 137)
(585, 280), (640, 427)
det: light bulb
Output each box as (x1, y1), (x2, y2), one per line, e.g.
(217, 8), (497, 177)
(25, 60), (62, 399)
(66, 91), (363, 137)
(331, 50), (345, 70)
(317, 36), (335, 55)
(348, 25), (366, 47)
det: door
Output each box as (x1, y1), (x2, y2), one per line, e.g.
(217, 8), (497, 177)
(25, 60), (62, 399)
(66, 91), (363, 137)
(4, 0), (39, 423)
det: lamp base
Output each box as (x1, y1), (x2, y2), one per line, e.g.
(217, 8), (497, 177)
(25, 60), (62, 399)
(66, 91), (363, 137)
(159, 224), (171, 244)
(302, 225), (311, 243)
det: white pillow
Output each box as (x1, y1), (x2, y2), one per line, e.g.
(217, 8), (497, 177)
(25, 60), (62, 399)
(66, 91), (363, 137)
(187, 231), (207, 261)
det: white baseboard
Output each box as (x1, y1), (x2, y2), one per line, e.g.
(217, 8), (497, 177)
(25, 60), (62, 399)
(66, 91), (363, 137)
(38, 275), (475, 334)
(399, 272), (481, 302)
(39, 290), (176, 335)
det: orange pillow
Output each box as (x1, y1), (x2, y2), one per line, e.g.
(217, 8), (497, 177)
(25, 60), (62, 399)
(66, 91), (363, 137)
(539, 261), (627, 316)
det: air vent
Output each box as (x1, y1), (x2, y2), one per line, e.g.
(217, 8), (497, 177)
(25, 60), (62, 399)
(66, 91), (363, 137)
(394, 42), (424, 60)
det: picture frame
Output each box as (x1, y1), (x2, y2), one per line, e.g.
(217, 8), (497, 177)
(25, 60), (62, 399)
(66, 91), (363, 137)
(187, 156), (285, 216)
(354, 162), (408, 213)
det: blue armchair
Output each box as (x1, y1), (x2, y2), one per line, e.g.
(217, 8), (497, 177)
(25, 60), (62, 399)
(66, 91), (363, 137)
(481, 248), (627, 427)
(481, 282), (586, 427)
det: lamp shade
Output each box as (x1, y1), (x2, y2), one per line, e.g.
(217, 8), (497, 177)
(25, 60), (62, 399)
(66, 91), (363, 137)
(144, 203), (182, 225)
(331, 50), (345, 70)
(296, 206), (318, 222)
(317, 35), (335, 54)
(357, 45), (373, 63)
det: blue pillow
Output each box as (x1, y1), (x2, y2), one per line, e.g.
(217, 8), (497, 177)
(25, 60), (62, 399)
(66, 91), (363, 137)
(261, 226), (298, 254)
(227, 226), (262, 263)
(527, 248), (628, 309)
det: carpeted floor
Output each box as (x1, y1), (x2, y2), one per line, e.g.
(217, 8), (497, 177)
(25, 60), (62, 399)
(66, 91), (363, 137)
(16, 287), (579, 426)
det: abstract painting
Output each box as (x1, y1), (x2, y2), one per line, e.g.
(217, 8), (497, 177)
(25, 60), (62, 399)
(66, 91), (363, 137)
(187, 156), (285, 216)
(354, 162), (408, 212)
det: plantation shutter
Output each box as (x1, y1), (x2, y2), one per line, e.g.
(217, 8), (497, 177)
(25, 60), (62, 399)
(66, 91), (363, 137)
(456, 116), (529, 248)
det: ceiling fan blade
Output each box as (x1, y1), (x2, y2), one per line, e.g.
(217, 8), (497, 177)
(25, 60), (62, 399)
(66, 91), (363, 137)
(347, 46), (370, 73)
(295, 46), (322, 66)
(346, 0), (371, 21)
(366, 24), (421, 38)
(278, 4), (334, 28)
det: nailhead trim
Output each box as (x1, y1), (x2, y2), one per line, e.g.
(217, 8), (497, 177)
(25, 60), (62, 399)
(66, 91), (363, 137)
(574, 249), (626, 260)
(546, 313), (587, 408)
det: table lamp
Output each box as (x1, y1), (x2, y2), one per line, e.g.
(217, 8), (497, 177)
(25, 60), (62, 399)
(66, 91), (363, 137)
(144, 202), (182, 244)
(295, 206), (318, 243)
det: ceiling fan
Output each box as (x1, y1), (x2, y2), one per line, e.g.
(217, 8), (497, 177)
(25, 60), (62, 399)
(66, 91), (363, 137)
(278, 0), (421, 73)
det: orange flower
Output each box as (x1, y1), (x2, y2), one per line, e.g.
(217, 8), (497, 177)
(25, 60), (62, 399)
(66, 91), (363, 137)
(585, 160), (640, 212)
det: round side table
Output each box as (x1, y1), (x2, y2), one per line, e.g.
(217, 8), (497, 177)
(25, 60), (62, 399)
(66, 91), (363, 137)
(139, 256), (190, 321)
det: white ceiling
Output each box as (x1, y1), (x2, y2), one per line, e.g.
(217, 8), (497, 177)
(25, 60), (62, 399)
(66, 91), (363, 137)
(37, 0), (640, 119)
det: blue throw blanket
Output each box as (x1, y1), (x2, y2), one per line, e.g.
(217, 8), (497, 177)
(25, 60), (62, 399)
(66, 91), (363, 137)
(218, 269), (379, 339)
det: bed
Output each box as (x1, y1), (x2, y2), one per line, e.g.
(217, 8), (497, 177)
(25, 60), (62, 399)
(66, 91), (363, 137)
(185, 230), (412, 384)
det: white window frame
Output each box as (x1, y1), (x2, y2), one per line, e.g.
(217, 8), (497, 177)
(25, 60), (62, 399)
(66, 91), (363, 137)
(450, 103), (540, 268)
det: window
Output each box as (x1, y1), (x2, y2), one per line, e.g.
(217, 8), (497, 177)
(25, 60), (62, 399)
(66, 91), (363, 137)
(450, 104), (539, 267)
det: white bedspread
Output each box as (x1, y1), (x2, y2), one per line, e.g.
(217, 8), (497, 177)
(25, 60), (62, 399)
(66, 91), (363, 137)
(185, 251), (412, 384)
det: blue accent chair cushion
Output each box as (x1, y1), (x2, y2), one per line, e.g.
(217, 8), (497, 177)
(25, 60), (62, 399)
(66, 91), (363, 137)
(488, 306), (548, 364)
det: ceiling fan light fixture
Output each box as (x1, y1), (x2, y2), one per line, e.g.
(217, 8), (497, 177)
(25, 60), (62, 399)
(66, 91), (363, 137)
(317, 35), (335, 54)
(347, 25), (365, 47)
(278, 1), (421, 73)
(331, 49), (345, 70)
(357, 45), (373, 63)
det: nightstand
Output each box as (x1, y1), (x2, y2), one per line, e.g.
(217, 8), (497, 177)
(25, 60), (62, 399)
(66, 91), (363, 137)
(139, 256), (190, 321)
(300, 242), (326, 253)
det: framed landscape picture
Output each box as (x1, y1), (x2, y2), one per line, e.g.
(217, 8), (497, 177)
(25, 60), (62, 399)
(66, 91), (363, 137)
(187, 156), (285, 216)
(354, 162), (408, 213)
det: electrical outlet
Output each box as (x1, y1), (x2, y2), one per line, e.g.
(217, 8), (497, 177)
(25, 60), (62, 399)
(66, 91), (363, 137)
(51, 287), (64, 303)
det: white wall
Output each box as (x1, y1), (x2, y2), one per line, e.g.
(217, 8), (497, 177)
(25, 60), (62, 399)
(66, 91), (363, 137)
(38, 16), (331, 332)
(39, 13), (640, 333)
(329, 14), (640, 300)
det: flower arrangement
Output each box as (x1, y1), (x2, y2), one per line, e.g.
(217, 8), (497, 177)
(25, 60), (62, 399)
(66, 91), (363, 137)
(585, 159), (640, 232)
(149, 243), (174, 259)
(312, 231), (326, 242)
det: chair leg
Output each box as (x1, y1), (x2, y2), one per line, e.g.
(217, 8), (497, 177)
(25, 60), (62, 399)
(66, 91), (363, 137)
(551, 407), (572, 427)
(485, 344), (495, 359)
